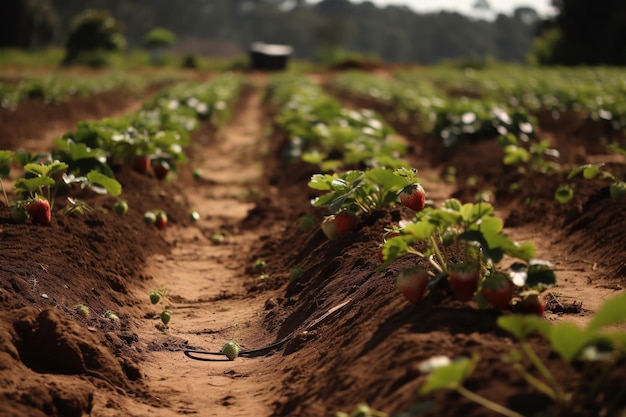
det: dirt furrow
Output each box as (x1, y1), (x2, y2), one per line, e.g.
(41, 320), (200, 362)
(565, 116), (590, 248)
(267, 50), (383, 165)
(128, 78), (281, 417)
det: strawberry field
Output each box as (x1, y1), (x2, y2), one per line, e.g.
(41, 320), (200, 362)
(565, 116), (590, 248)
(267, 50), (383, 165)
(0, 65), (625, 417)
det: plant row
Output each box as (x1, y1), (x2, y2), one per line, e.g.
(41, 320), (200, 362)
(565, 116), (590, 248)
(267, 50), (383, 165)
(265, 73), (626, 417)
(265, 73), (556, 316)
(0, 71), (170, 110)
(331, 71), (626, 205)
(0, 72), (244, 226)
(422, 66), (626, 133)
(264, 74), (407, 171)
(339, 292), (626, 417)
(331, 71), (538, 148)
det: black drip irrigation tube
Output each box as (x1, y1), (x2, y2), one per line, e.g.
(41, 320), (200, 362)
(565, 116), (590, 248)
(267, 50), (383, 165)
(183, 298), (352, 361)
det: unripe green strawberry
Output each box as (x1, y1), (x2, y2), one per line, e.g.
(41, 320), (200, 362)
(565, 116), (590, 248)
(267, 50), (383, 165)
(160, 310), (172, 325)
(114, 199), (128, 216)
(74, 304), (90, 318)
(144, 211), (156, 226)
(104, 310), (119, 321)
(610, 181), (626, 200)
(222, 341), (240, 361)
(10, 204), (28, 223)
(149, 291), (161, 304)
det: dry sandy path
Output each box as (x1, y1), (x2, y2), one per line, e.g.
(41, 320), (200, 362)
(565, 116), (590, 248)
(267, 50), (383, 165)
(111, 77), (284, 417)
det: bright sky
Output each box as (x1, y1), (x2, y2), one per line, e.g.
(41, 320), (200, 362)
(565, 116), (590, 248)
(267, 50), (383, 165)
(347, 0), (557, 17)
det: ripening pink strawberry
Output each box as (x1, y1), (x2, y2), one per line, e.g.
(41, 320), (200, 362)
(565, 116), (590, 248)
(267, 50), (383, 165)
(134, 156), (151, 174)
(399, 184), (426, 212)
(396, 267), (429, 304)
(27, 198), (51, 225)
(155, 212), (168, 230)
(321, 212), (357, 240)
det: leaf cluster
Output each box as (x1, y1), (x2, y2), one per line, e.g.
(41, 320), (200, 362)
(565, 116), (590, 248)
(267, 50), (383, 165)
(309, 167), (419, 215)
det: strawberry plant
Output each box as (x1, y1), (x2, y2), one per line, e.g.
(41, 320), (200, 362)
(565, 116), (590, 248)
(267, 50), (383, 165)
(13, 160), (68, 206)
(417, 292), (626, 417)
(309, 167), (422, 216)
(266, 74), (406, 170)
(498, 133), (560, 175)
(310, 167), (425, 240)
(149, 288), (172, 326)
(379, 198), (555, 308)
(6, 152), (122, 224)
(557, 161), (626, 204)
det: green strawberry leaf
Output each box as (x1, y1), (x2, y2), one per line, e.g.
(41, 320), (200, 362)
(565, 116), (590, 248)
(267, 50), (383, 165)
(548, 322), (597, 364)
(87, 170), (122, 197)
(0, 150), (13, 178)
(586, 292), (626, 332)
(497, 315), (550, 341)
(526, 262), (556, 289)
(419, 355), (478, 395)
(404, 220), (437, 241)
(14, 176), (56, 196)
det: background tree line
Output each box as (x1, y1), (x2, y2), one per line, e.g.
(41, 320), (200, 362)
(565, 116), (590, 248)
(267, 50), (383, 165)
(1, 0), (625, 66)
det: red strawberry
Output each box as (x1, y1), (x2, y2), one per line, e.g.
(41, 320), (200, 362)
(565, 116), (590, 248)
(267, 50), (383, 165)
(481, 273), (514, 310)
(134, 156), (151, 174)
(321, 211), (357, 240)
(396, 267), (430, 304)
(155, 211), (168, 230)
(399, 184), (426, 212)
(152, 161), (170, 180)
(27, 198), (51, 225)
(448, 264), (480, 301)
(518, 293), (545, 317)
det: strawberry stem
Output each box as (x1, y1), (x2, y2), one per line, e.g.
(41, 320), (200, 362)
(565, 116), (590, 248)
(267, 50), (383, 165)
(430, 236), (448, 272)
(0, 179), (9, 207)
(520, 341), (566, 403)
(456, 385), (525, 417)
(510, 362), (558, 400)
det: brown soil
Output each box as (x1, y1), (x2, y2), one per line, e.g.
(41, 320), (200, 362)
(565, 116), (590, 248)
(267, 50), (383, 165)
(0, 70), (625, 417)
